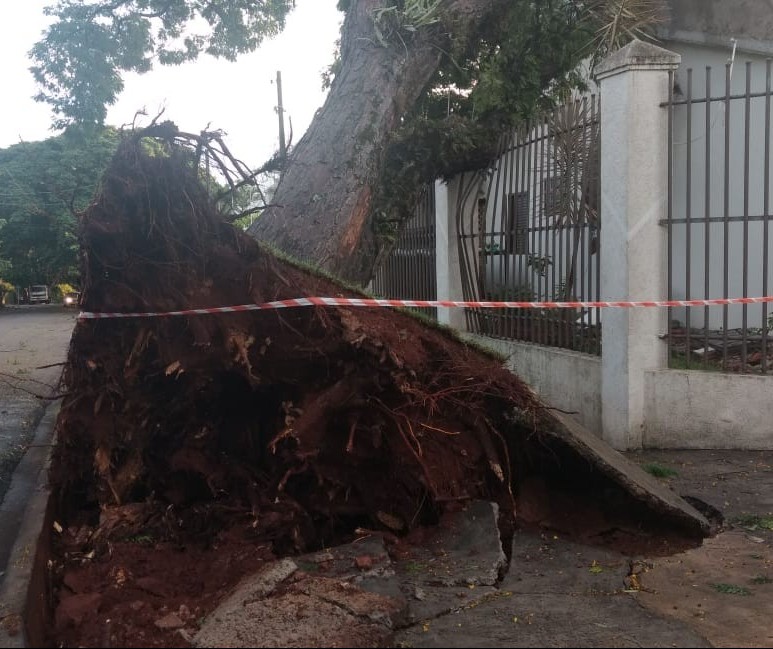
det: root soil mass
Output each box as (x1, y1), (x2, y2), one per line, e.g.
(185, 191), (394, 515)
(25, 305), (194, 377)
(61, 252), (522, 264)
(47, 129), (703, 647)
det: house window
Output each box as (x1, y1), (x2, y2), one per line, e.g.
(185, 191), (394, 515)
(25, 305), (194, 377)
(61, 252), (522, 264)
(507, 192), (529, 254)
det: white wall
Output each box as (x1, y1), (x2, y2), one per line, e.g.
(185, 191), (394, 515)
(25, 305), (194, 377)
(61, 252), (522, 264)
(466, 335), (602, 434)
(667, 41), (773, 330)
(645, 369), (773, 448)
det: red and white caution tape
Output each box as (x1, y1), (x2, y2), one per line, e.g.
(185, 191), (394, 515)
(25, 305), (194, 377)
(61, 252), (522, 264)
(77, 295), (773, 320)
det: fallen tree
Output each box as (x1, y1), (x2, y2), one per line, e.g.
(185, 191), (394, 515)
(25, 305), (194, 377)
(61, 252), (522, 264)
(52, 128), (708, 560)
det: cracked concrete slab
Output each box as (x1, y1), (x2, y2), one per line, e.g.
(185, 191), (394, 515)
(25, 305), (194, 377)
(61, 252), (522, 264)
(547, 413), (711, 537)
(194, 502), (508, 646)
(394, 527), (711, 648)
(393, 501), (507, 623)
(194, 574), (402, 648)
(502, 530), (631, 596)
(193, 537), (406, 648)
(394, 591), (711, 648)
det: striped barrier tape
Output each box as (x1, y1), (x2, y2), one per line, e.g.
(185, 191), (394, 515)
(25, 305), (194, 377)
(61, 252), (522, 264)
(77, 295), (773, 320)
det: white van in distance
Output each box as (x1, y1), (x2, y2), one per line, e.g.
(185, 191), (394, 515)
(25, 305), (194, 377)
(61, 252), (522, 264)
(27, 285), (50, 304)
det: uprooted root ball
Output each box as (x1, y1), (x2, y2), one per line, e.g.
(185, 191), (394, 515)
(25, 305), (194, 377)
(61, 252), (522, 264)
(53, 130), (542, 553)
(52, 127), (707, 561)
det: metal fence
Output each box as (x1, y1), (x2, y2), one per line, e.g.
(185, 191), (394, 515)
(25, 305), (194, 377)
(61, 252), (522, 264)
(456, 97), (602, 355)
(371, 185), (437, 319)
(667, 61), (773, 374)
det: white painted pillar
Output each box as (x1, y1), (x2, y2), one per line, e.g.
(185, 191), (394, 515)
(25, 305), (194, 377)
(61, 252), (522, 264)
(596, 40), (681, 450)
(435, 177), (467, 330)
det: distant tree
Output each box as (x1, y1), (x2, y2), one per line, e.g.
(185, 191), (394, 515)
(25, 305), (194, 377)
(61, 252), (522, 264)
(30, 0), (295, 128)
(0, 278), (12, 306)
(0, 127), (120, 287)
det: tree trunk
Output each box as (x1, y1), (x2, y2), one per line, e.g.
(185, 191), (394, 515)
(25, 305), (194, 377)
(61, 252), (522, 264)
(249, 0), (507, 285)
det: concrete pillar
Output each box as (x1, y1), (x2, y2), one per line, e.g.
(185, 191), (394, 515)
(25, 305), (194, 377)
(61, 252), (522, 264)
(596, 40), (681, 449)
(435, 177), (467, 330)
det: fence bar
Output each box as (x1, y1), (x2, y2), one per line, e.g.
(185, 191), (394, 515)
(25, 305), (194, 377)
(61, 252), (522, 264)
(594, 95), (601, 355)
(579, 97), (589, 353)
(764, 60), (771, 374)
(685, 68), (693, 367)
(662, 67), (679, 365)
(723, 63), (731, 370)
(504, 126), (516, 336)
(703, 67), (711, 369)
(741, 63), (752, 371)
(514, 127), (524, 340)
(525, 122), (540, 342)
(540, 120), (549, 344)
(553, 116), (563, 350)
(665, 89), (773, 107)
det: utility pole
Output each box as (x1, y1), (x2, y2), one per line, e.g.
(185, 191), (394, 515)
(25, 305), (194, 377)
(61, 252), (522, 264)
(276, 70), (286, 160)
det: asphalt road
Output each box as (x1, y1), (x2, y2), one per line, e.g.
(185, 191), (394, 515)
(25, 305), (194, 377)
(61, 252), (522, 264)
(0, 306), (77, 505)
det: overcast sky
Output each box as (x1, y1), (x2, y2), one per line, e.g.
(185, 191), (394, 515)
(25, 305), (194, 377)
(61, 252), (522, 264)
(0, 0), (342, 166)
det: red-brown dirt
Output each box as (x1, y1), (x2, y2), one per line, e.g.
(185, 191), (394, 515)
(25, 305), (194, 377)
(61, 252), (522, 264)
(46, 129), (704, 647)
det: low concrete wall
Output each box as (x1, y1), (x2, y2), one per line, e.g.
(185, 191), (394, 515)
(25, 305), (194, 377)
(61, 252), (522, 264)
(467, 336), (602, 435)
(644, 370), (773, 449)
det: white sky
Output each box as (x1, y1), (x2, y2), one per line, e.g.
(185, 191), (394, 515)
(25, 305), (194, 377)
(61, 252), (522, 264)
(0, 0), (342, 166)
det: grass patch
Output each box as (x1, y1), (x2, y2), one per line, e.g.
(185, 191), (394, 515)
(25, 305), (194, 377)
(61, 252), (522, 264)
(750, 575), (772, 585)
(733, 514), (773, 531)
(712, 583), (752, 596)
(404, 561), (427, 574)
(668, 353), (723, 372)
(642, 462), (679, 479)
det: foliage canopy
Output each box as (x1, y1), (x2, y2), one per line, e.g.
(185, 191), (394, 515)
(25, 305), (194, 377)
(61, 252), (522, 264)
(31, 0), (666, 131)
(0, 127), (119, 287)
(29, 0), (666, 273)
(31, 0), (295, 128)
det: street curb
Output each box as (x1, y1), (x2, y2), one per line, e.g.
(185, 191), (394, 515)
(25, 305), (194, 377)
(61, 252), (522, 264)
(0, 401), (60, 648)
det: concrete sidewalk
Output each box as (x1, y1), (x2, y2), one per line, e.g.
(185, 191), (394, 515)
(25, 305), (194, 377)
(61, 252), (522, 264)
(1, 409), (770, 648)
(0, 307), (74, 644)
(0, 401), (59, 645)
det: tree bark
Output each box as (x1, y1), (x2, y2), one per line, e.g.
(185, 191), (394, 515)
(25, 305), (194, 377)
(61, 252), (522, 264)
(249, 0), (507, 285)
